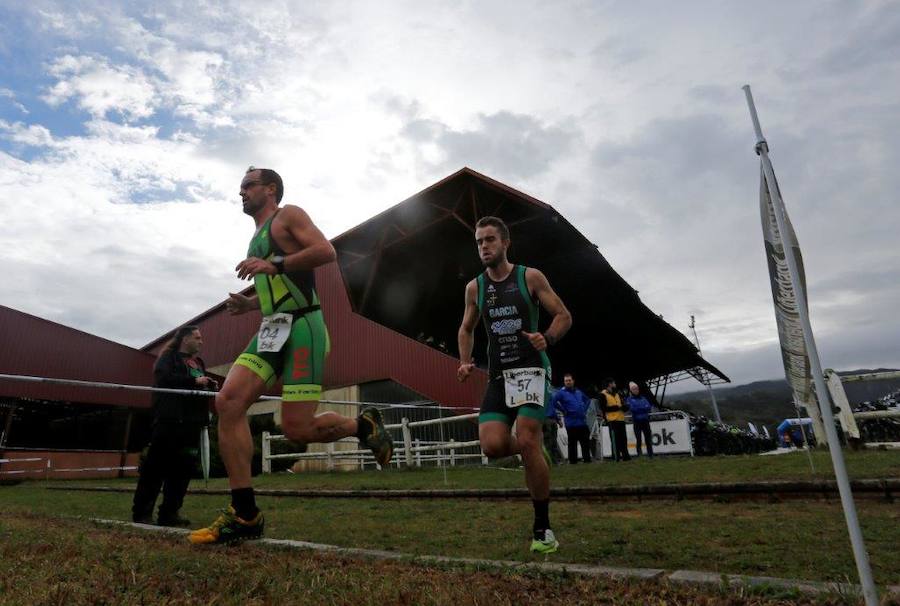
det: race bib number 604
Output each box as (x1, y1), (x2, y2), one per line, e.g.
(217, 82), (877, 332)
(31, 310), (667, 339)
(503, 367), (546, 408)
(257, 313), (293, 353)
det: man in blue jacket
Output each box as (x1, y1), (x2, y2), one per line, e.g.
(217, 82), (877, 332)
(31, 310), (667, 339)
(551, 373), (593, 463)
(626, 382), (654, 458)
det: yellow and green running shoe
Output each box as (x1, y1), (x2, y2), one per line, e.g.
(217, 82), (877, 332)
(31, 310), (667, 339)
(530, 529), (559, 554)
(188, 506), (264, 545)
(359, 407), (394, 467)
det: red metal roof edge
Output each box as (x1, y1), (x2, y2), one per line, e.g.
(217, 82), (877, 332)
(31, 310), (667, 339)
(459, 166), (553, 210)
(332, 167), (469, 243)
(1, 305), (156, 362)
(332, 167), (554, 243)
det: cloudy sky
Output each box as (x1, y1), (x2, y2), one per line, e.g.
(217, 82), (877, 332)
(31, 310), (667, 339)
(1, 1), (897, 389)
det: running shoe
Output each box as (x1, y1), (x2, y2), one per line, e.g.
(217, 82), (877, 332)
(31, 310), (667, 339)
(530, 529), (559, 554)
(188, 506), (264, 545)
(359, 407), (394, 467)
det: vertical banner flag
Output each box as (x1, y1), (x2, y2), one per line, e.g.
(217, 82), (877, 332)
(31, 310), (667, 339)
(746, 84), (878, 605)
(759, 169), (823, 439)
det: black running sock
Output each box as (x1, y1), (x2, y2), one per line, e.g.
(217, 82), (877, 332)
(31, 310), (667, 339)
(355, 414), (372, 442)
(231, 487), (259, 520)
(533, 499), (550, 536)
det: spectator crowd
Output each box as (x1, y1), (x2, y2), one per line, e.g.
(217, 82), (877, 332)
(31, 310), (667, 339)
(546, 373), (659, 464)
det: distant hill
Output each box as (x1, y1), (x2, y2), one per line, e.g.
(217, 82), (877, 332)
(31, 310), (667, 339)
(663, 379), (793, 432)
(661, 369), (900, 432)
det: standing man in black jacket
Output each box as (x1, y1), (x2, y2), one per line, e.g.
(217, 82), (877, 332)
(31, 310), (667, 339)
(132, 325), (217, 526)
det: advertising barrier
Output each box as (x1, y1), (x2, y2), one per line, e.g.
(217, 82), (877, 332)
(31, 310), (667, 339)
(598, 412), (693, 457)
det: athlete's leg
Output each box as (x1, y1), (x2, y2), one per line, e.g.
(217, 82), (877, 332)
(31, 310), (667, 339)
(189, 365), (268, 545)
(478, 379), (519, 458)
(215, 364), (267, 490)
(278, 312), (391, 465)
(281, 402), (357, 443)
(479, 420), (518, 458)
(514, 415), (549, 500)
(516, 412), (557, 552)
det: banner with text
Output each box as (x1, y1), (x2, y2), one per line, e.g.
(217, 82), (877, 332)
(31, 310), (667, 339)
(598, 417), (693, 457)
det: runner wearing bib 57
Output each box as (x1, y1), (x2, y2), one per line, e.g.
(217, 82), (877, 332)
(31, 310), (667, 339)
(457, 216), (572, 554)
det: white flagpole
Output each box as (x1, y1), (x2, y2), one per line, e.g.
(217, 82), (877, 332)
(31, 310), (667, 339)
(743, 85), (878, 605)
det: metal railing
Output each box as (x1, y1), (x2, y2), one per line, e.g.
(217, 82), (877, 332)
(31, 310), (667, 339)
(262, 413), (482, 472)
(853, 410), (900, 420)
(0, 456), (137, 476)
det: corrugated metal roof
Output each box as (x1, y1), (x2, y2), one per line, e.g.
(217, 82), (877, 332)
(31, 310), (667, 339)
(0, 306), (155, 408)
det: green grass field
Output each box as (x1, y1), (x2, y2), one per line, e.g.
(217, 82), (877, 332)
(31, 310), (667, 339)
(6, 481), (899, 586)
(3, 450), (899, 604)
(2, 514), (846, 606)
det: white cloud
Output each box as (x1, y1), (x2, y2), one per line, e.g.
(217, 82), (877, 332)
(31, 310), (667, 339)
(0, 88), (29, 114)
(36, 8), (99, 37)
(0, 136), (248, 344)
(0, 119), (54, 146)
(43, 54), (158, 120)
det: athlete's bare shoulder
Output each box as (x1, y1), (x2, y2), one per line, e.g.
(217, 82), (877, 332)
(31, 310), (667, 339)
(270, 204), (330, 253)
(276, 204), (312, 223)
(465, 278), (478, 300)
(523, 266), (549, 286)
(272, 204), (316, 236)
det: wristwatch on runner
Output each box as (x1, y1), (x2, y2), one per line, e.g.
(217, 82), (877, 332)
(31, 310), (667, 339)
(271, 255), (285, 273)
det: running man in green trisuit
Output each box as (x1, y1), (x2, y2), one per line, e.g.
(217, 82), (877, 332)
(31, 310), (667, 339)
(457, 216), (572, 554)
(190, 167), (393, 545)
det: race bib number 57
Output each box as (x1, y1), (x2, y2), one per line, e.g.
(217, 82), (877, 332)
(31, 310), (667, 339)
(503, 367), (546, 408)
(257, 313), (293, 353)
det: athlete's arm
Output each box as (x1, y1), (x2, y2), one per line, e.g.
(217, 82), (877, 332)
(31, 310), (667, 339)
(457, 280), (480, 382)
(225, 291), (260, 315)
(521, 268), (572, 351)
(235, 205), (336, 279)
(278, 205), (337, 271)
